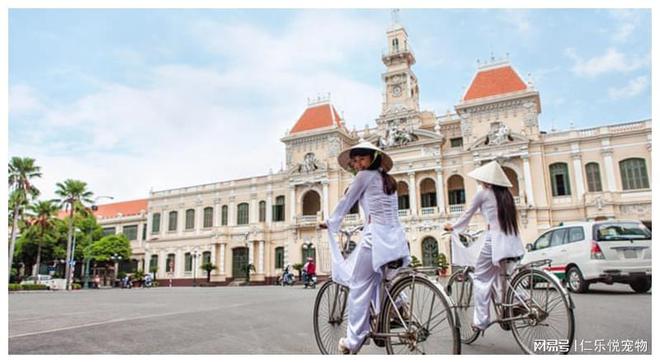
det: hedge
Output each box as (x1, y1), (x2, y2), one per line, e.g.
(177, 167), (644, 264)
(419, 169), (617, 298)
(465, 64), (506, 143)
(10, 283), (50, 291)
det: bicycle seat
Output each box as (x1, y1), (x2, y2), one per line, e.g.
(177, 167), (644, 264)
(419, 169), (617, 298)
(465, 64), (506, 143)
(386, 258), (404, 269)
(501, 256), (522, 263)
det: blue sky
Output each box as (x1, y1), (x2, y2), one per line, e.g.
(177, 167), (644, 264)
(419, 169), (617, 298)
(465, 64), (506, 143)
(8, 9), (651, 202)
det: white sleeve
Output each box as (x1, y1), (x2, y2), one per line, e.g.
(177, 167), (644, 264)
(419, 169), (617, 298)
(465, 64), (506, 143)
(325, 171), (374, 233)
(451, 189), (484, 233)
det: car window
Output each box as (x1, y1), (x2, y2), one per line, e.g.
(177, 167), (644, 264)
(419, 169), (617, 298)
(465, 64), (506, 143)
(550, 228), (567, 247)
(568, 227), (585, 243)
(595, 222), (652, 241)
(534, 231), (552, 250)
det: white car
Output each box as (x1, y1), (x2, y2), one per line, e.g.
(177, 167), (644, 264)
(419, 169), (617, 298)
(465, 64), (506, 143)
(522, 220), (652, 293)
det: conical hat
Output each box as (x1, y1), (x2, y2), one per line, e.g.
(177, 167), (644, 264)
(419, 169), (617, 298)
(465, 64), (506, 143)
(337, 141), (393, 173)
(467, 160), (512, 187)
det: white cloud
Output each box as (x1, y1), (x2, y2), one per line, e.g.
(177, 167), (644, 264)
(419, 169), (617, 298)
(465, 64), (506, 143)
(608, 76), (648, 100)
(9, 84), (45, 115)
(565, 47), (649, 77)
(609, 9), (642, 43)
(8, 12), (385, 202)
(498, 9), (532, 35)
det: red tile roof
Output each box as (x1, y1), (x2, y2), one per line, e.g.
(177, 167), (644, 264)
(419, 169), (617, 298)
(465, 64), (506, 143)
(463, 65), (527, 101)
(290, 103), (342, 134)
(58, 199), (148, 219)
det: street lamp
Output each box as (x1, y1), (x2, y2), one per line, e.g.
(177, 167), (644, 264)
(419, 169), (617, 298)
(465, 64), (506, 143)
(110, 253), (123, 287)
(67, 227), (82, 290)
(192, 248), (201, 287)
(85, 195), (114, 289)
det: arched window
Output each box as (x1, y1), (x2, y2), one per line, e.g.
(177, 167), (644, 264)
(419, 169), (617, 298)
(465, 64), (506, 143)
(202, 251), (211, 265)
(392, 38), (399, 52)
(185, 209), (195, 230)
(221, 205), (228, 226)
(585, 163), (602, 192)
(422, 237), (439, 267)
(302, 191), (321, 216)
(166, 253), (175, 273)
(273, 196), (285, 222)
(203, 207), (213, 228)
(275, 247), (284, 269)
(420, 178), (437, 208)
(259, 201), (266, 222)
(237, 203), (249, 225)
(168, 211), (178, 231)
(149, 254), (158, 274)
(184, 253), (192, 272)
(620, 158), (649, 190)
(151, 213), (161, 234)
(397, 181), (410, 210)
(447, 175), (465, 205)
(550, 163), (571, 196)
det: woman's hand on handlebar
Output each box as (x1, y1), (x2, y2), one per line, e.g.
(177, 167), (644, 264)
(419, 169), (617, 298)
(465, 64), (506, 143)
(318, 223), (328, 230)
(443, 223), (453, 232)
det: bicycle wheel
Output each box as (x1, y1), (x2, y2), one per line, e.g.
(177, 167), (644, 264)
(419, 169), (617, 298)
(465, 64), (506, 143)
(507, 268), (575, 354)
(446, 270), (479, 344)
(382, 275), (461, 354)
(313, 280), (350, 354)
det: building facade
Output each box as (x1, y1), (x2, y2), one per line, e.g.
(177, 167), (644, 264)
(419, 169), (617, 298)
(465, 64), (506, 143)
(94, 22), (652, 286)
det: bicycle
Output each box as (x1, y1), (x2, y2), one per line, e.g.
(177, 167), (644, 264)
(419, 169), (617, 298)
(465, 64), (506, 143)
(313, 225), (461, 354)
(444, 230), (576, 354)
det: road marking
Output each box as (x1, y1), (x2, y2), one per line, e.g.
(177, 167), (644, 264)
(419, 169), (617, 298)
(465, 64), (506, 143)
(9, 303), (247, 339)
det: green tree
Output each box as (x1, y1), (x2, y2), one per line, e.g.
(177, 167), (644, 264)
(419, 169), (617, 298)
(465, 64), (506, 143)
(8, 157), (42, 279)
(54, 179), (94, 290)
(84, 234), (131, 263)
(410, 256), (422, 268)
(25, 200), (60, 275)
(292, 263), (304, 281)
(200, 262), (217, 283)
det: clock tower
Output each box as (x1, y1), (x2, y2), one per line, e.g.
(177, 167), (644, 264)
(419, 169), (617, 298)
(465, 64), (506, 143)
(380, 13), (419, 115)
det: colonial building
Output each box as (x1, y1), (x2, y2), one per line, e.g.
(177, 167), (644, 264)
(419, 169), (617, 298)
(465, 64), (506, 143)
(94, 21), (651, 286)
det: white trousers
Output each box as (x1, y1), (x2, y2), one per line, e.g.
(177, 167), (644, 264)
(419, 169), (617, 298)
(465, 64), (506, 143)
(472, 236), (503, 329)
(344, 241), (382, 352)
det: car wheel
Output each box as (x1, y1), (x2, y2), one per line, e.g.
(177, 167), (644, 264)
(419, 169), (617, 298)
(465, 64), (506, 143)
(629, 278), (651, 293)
(566, 267), (589, 293)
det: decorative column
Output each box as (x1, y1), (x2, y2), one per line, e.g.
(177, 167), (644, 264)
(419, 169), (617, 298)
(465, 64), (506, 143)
(571, 145), (585, 200)
(289, 187), (296, 223)
(219, 243), (226, 275)
(228, 197), (236, 226)
(250, 195), (257, 225)
(248, 241), (254, 265)
(408, 171), (418, 215)
(435, 168), (446, 214)
(322, 180), (329, 220)
(522, 155), (535, 206)
(601, 140), (616, 192)
(258, 240), (265, 274)
(266, 189), (273, 227)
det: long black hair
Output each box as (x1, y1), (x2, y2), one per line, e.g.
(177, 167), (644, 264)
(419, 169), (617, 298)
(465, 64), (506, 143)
(349, 148), (397, 195)
(491, 184), (519, 236)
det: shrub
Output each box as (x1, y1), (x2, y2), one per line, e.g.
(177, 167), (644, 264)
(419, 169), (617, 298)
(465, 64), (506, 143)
(9, 283), (22, 291)
(72, 283), (81, 290)
(20, 284), (49, 291)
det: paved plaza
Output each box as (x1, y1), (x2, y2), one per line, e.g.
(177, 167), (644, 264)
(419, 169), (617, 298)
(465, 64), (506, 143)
(9, 281), (651, 354)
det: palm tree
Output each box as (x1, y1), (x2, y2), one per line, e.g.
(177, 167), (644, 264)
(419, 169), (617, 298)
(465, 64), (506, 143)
(200, 262), (217, 283)
(26, 200), (60, 276)
(8, 157), (41, 279)
(54, 179), (94, 290)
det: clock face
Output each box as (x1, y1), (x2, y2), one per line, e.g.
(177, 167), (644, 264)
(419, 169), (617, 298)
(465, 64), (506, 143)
(392, 85), (402, 97)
